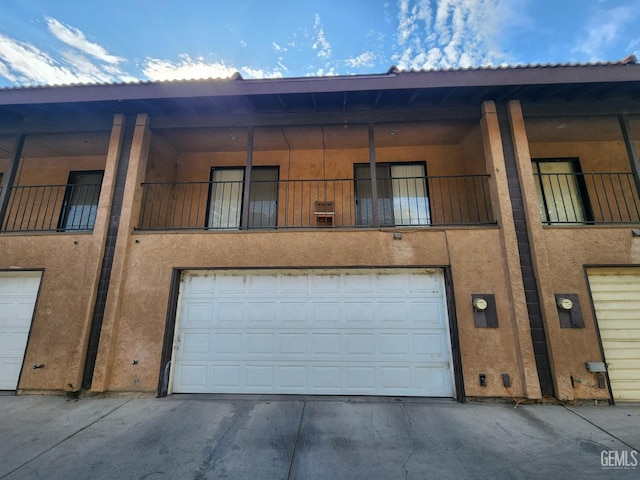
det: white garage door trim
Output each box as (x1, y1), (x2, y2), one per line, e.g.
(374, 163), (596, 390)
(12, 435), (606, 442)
(170, 268), (455, 397)
(0, 271), (42, 390)
(588, 267), (640, 402)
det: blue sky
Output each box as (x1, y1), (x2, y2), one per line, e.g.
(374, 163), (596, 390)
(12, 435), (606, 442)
(0, 0), (638, 87)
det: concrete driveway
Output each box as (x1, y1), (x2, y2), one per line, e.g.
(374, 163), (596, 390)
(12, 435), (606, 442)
(0, 395), (638, 479)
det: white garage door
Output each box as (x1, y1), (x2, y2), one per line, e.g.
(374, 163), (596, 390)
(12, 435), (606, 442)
(0, 271), (41, 390)
(172, 268), (455, 397)
(588, 268), (640, 402)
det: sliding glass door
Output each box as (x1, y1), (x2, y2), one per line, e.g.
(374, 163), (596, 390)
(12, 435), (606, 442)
(355, 163), (429, 227)
(207, 167), (278, 229)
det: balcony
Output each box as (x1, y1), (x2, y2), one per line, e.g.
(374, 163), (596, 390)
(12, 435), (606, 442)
(534, 171), (640, 225)
(1, 182), (102, 233)
(137, 174), (495, 231)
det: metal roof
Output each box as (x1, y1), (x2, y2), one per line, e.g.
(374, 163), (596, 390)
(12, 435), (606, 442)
(0, 57), (639, 129)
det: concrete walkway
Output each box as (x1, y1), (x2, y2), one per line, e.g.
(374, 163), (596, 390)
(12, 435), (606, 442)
(0, 395), (638, 479)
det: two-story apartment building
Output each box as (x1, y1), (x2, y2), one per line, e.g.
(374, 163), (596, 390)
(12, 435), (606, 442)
(1, 58), (639, 403)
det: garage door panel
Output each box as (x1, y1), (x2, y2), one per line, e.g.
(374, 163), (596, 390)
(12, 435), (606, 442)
(213, 302), (243, 323)
(0, 359), (24, 389)
(278, 365), (307, 388)
(181, 332), (210, 355)
(172, 269), (454, 396)
(311, 334), (341, 355)
(246, 366), (274, 388)
(281, 302), (310, 322)
(344, 274), (375, 292)
(279, 333), (308, 355)
(378, 301), (409, 322)
(599, 330), (640, 341)
(246, 333), (275, 355)
(312, 366), (341, 389)
(184, 275), (217, 294)
(606, 360), (640, 371)
(414, 333), (448, 358)
(416, 366), (452, 394)
(597, 318), (640, 330)
(179, 302), (214, 327)
(410, 301), (444, 326)
(588, 268), (640, 402)
(312, 274), (341, 292)
(379, 333), (410, 355)
(0, 273), (41, 390)
(248, 275), (278, 292)
(311, 302), (341, 323)
(174, 363), (209, 391)
(214, 333), (242, 354)
(345, 301), (375, 323)
(213, 365), (241, 388)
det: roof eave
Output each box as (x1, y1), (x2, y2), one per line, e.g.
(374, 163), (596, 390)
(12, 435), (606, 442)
(0, 63), (639, 106)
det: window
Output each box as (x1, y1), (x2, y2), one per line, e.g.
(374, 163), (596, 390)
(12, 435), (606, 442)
(355, 162), (430, 226)
(58, 170), (103, 231)
(206, 166), (279, 229)
(533, 159), (591, 224)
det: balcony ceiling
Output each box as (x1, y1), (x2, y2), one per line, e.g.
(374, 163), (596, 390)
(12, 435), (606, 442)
(0, 132), (110, 158)
(154, 120), (478, 153)
(525, 116), (634, 143)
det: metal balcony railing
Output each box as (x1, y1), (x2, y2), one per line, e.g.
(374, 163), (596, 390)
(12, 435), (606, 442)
(1, 183), (101, 232)
(534, 172), (640, 224)
(137, 174), (495, 230)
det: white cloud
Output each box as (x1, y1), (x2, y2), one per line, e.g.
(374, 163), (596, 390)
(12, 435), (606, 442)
(0, 17), (135, 86)
(0, 59), (17, 83)
(142, 55), (238, 81)
(393, 0), (515, 70)
(572, 4), (640, 61)
(45, 17), (124, 64)
(240, 40), (247, 47)
(312, 14), (332, 59)
(345, 51), (378, 68)
(241, 66), (284, 79)
(0, 33), (85, 85)
(272, 42), (287, 52)
(141, 54), (285, 81)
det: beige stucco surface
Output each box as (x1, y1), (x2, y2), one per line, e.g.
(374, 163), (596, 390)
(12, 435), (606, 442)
(1, 234), (103, 392)
(0, 117), (124, 394)
(541, 227), (639, 400)
(515, 104), (640, 400)
(96, 226), (531, 399)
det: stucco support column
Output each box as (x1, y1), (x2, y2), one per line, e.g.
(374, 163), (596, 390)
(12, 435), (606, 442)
(507, 100), (574, 400)
(60, 114), (126, 392)
(90, 114), (151, 392)
(480, 101), (542, 399)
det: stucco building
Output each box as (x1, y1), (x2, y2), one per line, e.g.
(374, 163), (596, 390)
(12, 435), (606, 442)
(1, 58), (639, 403)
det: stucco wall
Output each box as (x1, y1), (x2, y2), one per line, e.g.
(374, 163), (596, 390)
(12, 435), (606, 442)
(515, 108), (640, 400)
(97, 226), (526, 399)
(539, 227), (640, 399)
(1, 234), (105, 392)
(0, 117), (124, 395)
